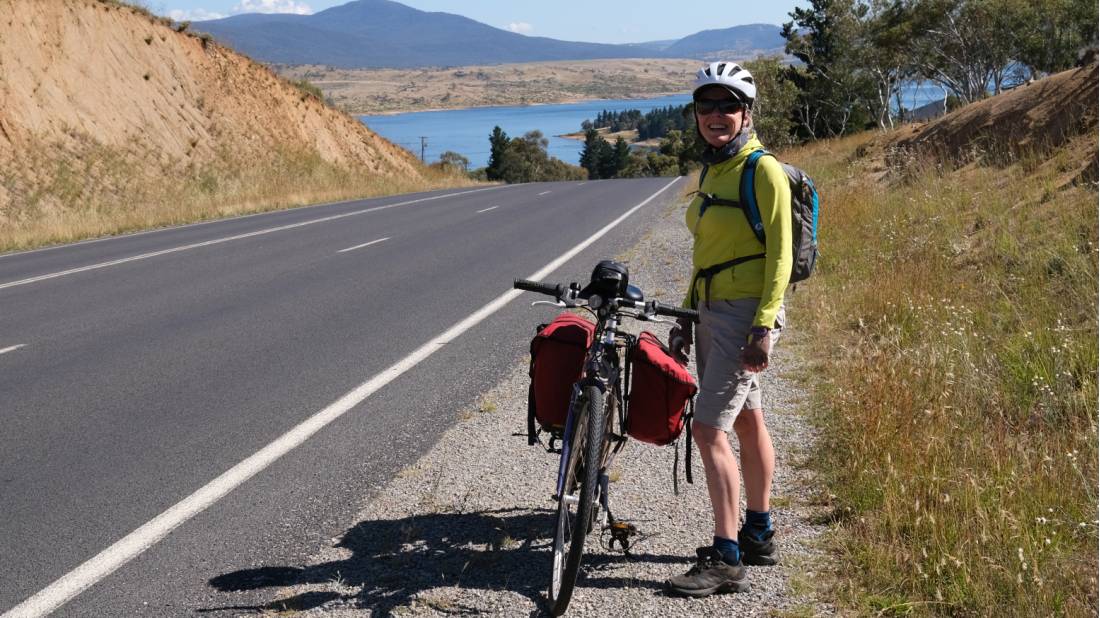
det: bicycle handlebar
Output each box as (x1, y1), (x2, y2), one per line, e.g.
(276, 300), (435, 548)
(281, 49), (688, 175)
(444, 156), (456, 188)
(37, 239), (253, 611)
(650, 301), (699, 323)
(513, 278), (699, 324)
(513, 278), (565, 298)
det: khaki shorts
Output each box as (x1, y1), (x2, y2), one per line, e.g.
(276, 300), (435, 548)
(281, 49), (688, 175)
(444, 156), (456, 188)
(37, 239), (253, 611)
(693, 298), (784, 432)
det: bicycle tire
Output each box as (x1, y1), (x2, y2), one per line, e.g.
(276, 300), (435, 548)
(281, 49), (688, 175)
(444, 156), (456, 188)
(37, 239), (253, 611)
(548, 385), (606, 615)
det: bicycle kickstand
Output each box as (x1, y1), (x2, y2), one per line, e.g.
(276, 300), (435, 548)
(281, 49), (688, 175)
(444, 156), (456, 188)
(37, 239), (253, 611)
(598, 471), (638, 553)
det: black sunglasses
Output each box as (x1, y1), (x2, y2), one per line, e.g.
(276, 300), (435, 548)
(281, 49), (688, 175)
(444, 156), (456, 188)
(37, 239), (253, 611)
(694, 99), (744, 115)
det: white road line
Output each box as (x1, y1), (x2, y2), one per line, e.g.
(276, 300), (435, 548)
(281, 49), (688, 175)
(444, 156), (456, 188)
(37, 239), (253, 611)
(337, 237), (390, 253)
(476, 206), (498, 214)
(0, 344), (26, 356)
(0, 188), (505, 261)
(1, 176), (682, 618)
(538, 191), (552, 196)
(0, 187), (501, 291)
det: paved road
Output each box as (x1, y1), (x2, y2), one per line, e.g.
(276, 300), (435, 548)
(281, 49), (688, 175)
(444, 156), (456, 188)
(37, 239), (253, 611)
(0, 177), (685, 616)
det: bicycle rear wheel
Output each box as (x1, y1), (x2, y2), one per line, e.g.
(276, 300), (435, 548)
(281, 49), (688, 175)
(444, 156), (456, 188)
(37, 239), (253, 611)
(548, 385), (606, 615)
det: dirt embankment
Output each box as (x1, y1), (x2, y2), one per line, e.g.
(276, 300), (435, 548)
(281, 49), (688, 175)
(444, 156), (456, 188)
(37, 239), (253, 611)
(0, 0), (461, 251)
(883, 62), (1098, 185)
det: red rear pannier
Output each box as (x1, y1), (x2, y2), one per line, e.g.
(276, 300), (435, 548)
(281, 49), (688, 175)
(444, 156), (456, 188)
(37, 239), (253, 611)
(528, 313), (595, 436)
(626, 331), (697, 446)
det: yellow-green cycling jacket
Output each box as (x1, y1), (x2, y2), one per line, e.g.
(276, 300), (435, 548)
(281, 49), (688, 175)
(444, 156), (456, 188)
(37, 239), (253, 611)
(684, 135), (792, 329)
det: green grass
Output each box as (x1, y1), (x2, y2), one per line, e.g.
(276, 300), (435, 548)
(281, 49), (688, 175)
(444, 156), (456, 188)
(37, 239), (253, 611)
(782, 132), (1098, 616)
(289, 78), (324, 102)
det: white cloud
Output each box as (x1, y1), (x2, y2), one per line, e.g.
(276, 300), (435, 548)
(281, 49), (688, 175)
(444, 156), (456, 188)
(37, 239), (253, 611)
(506, 22), (533, 34)
(233, 0), (313, 14)
(168, 8), (227, 20)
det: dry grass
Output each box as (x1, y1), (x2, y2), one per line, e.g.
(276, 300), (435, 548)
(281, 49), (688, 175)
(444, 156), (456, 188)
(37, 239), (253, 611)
(780, 130), (1098, 616)
(277, 59), (698, 114)
(0, 140), (478, 253)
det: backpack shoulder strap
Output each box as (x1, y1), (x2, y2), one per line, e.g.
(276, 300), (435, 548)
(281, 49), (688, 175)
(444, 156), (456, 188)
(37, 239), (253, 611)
(698, 164), (710, 189)
(738, 149), (771, 245)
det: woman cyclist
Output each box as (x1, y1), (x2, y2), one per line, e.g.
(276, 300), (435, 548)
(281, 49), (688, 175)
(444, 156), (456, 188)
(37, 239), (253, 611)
(666, 61), (793, 597)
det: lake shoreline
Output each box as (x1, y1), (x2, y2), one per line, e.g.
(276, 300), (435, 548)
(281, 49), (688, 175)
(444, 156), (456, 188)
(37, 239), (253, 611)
(356, 94), (692, 168)
(354, 91), (689, 117)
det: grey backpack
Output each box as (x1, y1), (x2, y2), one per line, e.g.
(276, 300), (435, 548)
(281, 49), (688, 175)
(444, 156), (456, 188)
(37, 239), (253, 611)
(691, 149), (820, 309)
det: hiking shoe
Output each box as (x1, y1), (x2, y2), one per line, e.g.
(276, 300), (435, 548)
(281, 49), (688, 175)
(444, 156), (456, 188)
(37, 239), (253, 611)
(666, 547), (750, 597)
(738, 528), (778, 566)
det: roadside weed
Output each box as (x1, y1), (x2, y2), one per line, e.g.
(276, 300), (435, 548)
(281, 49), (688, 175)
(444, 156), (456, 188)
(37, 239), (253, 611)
(783, 133), (1098, 616)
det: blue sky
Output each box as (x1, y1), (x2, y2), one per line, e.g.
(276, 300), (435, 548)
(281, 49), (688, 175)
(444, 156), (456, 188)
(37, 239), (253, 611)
(154, 0), (803, 44)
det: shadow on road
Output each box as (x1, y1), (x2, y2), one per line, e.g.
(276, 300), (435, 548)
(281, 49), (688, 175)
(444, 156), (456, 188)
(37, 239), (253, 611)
(201, 507), (682, 615)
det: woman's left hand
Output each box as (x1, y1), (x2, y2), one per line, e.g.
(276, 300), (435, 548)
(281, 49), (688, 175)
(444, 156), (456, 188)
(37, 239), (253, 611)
(741, 327), (771, 372)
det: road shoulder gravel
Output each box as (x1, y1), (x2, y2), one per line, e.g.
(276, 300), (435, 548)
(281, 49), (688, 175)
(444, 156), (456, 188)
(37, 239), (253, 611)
(219, 194), (835, 617)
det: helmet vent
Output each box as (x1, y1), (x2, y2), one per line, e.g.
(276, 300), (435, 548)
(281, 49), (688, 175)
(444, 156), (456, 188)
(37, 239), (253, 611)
(716, 62), (727, 75)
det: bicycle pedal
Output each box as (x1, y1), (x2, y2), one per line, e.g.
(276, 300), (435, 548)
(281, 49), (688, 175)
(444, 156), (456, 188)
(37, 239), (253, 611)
(608, 521), (637, 552)
(610, 521), (637, 535)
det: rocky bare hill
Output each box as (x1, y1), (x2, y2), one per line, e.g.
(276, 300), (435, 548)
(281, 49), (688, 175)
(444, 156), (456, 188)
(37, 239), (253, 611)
(0, 0), (452, 251)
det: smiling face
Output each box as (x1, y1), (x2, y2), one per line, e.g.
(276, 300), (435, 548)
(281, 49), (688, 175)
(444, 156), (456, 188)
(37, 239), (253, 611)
(694, 86), (746, 149)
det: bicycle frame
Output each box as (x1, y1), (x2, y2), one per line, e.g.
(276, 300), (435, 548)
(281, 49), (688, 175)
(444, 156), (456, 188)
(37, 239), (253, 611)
(513, 269), (699, 615)
(554, 309), (629, 503)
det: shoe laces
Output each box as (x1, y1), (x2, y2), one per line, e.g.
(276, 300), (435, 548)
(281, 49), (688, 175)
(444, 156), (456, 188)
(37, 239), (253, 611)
(689, 555), (721, 575)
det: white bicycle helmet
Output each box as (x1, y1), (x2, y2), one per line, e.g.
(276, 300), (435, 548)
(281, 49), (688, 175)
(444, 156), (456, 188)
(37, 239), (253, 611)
(693, 61), (756, 108)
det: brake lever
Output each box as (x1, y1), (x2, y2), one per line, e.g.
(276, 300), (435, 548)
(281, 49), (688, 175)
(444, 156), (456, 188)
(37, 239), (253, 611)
(531, 300), (588, 309)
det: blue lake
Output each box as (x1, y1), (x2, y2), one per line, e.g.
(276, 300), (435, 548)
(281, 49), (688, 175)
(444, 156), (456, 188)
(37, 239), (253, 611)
(359, 84), (942, 169)
(359, 95), (690, 169)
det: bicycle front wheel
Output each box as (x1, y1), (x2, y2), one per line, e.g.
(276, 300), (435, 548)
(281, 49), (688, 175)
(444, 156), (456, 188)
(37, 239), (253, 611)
(549, 385), (606, 615)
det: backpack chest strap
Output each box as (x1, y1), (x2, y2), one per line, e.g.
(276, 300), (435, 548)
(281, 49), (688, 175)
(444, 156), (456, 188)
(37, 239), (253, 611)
(696, 192), (743, 219)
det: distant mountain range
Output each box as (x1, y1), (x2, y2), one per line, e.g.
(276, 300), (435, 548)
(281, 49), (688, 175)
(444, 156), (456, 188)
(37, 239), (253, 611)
(663, 23), (786, 59)
(195, 0), (786, 69)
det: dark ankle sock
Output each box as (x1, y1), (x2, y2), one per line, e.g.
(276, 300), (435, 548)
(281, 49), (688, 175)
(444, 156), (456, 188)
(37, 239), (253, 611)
(743, 510), (773, 541)
(712, 535), (741, 565)
(745, 509), (772, 531)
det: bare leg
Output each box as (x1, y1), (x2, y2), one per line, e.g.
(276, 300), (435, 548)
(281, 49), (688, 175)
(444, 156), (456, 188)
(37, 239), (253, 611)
(733, 408), (774, 512)
(693, 423), (740, 540)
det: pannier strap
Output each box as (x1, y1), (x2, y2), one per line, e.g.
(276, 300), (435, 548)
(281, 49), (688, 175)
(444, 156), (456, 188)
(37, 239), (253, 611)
(689, 254), (766, 310)
(527, 381), (538, 446)
(673, 438), (679, 495)
(673, 401), (695, 495)
(685, 400), (694, 485)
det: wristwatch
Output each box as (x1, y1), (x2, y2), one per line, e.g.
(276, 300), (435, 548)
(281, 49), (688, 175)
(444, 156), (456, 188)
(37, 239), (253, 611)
(748, 326), (770, 343)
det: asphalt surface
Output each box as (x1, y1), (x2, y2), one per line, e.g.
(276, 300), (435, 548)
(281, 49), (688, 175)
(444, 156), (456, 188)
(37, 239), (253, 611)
(0, 177), (686, 616)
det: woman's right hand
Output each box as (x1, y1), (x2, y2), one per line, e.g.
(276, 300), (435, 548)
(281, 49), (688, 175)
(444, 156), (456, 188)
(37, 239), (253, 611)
(668, 317), (694, 365)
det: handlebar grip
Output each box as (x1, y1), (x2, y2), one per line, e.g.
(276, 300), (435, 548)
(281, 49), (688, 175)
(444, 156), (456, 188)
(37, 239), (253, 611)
(513, 278), (564, 298)
(653, 302), (700, 323)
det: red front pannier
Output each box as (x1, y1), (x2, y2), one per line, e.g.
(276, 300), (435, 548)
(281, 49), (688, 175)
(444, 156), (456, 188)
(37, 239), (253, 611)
(626, 331), (697, 446)
(528, 313), (595, 438)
